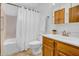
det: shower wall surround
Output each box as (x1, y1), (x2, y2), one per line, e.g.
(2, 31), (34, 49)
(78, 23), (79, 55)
(3, 3), (18, 39)
(6, 15), (17, 39)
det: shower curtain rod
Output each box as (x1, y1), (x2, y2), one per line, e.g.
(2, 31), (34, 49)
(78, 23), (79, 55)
(7, 3), (39, 12)
(7, 3), (26, 8)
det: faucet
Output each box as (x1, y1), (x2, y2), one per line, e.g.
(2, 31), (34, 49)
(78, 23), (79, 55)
(66, 32), (71, 37)
(62, 30), (71, 37)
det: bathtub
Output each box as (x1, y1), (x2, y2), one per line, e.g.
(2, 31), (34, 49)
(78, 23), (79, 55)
(3, 38), (18, 56)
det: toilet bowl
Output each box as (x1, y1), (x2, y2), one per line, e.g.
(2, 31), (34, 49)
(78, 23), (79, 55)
(29, 40), (42, 55)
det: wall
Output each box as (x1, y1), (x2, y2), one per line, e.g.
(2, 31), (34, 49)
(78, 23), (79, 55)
(38, 3), (55, 34)
(4, 4), (18, 16)
(55, 23), (79, 37)
(49, 3), (79, 38)
(1, 4), (7, 55)
(0, 3), (1, 55)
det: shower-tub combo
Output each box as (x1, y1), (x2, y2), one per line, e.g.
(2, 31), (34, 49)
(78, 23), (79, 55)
(2, 3), (43, 56)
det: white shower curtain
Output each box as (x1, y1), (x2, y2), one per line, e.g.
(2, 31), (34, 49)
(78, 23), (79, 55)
(16, 7), (40, 51)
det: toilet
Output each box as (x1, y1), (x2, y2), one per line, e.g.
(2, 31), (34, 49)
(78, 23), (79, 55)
(29, 40), (42, 55)
(29, 35), (42, 55)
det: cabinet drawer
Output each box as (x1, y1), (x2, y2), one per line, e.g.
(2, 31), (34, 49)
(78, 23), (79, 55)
(43, 36), (55, 48)
(56, 41), (79, 56)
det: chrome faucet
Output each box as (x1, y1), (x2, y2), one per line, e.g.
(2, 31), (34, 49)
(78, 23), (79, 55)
(62, 30), (71, 37)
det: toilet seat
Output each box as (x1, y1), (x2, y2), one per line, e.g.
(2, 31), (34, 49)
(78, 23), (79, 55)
(29, 40), (41, 45)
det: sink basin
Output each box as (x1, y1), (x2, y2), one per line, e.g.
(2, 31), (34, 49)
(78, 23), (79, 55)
(67, 37), (79, 41)
(46, 34), (67, 40)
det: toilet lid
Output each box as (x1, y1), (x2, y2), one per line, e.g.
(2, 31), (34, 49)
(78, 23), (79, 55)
(29, 41), (41, 45)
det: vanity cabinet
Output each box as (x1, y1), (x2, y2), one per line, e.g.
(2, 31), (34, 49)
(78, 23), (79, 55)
(54, 8), (65, 24)
(56, 51), (66, 56)
(43, 44), (54, 56)
(69, 5), (79, 23)
(56, 41), (79, 56)
(42, 36), (79, 56)
(42, 37), (55, 56)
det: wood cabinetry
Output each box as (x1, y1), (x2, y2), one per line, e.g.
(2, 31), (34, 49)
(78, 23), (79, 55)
(43, 44), (54, 56)
(69, 5), (79, 23)
(42, 37), (55, 56)
(56, 51), (66, 56)
(54, 8), (65, 24)
(56, 41), (79, 56)
(42, 36), (79, 56)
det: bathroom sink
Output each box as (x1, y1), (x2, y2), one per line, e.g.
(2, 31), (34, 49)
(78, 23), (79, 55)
(66, 37), (79, 41)
(45, 34), (67, 40)
(46, 34), (58, 37)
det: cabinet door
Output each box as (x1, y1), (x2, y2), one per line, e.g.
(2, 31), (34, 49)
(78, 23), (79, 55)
(54, 11), (59, 24)
(43, 44), (54, 56)
(54, 8), (65, 24)
(69, 5), (79, 23)
(56, 41), (79, 56)
(59, 9), (65, 24)
(42, 36), (55, 56)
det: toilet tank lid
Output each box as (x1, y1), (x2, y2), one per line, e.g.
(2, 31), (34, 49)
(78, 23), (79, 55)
(29, 40), (42, 45)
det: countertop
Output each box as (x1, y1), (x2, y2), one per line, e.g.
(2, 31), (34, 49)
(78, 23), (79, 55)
(42, 34), (79, 47)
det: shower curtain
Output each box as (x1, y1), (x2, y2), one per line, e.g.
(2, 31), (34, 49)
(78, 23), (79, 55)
(16, 6), (40, 51)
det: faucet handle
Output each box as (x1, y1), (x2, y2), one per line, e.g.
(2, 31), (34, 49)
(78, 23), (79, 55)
(66, 32), (71, 36)
(62, 30), (66, 36)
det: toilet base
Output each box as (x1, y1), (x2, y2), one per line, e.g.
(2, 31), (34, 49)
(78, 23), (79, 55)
(31, 47), (42, 56)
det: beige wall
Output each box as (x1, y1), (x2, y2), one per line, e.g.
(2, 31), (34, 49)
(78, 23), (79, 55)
(1, 4), (6, 56)
(6, 15), (17, 39)
(0, 4), (1, 55)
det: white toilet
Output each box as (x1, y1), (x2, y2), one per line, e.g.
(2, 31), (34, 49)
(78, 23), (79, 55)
(29, 36), (42, 55)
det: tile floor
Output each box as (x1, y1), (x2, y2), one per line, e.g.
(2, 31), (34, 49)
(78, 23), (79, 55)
(12, 48), (42, 56)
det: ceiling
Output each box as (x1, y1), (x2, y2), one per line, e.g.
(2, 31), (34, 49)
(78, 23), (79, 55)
(14, 3), (53, 10)
(15, 3), (42, 9)
(4, 3), (53, 16)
